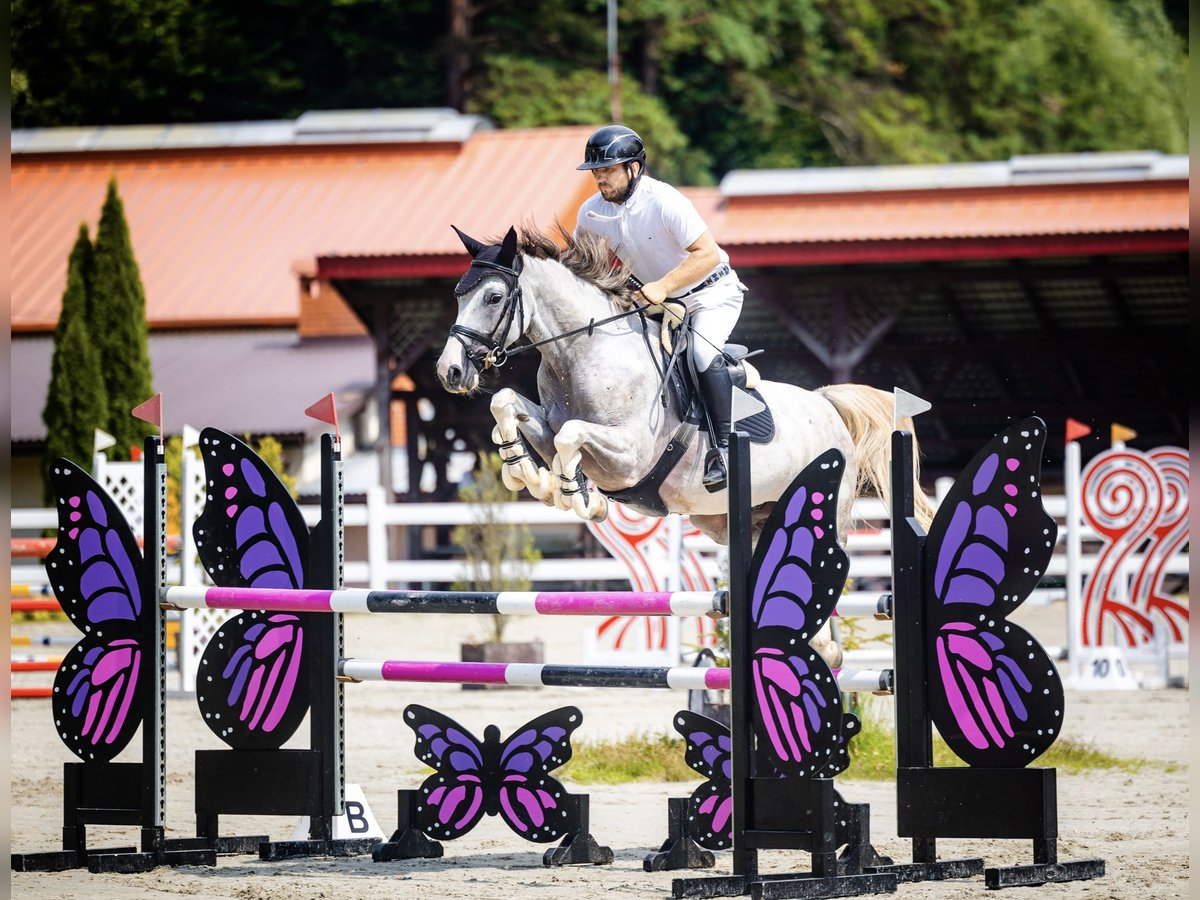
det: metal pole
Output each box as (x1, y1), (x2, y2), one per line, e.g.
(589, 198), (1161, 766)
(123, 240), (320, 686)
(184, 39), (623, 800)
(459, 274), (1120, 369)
(607, 0), (621, 122)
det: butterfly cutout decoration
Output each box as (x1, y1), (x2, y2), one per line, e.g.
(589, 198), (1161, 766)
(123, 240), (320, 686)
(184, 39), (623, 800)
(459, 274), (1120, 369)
(924, 417), (1064, 767)
(192, 428), (311, 750)
(405, 704), (582, 843)
(672, 703), (861, 852)
(745, 449), (848, 777)
(673, 710), (733, 850)
(45, 459), (146, 762)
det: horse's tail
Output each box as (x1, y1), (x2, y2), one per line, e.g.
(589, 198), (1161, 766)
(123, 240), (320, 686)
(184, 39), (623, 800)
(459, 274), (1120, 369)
(817, 383), (936, 530)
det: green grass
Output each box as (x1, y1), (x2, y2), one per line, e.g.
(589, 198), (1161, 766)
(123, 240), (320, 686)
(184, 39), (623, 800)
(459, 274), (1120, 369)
(839, 701), (1151, 780)
(560, 732), (695, 784)
(558, 711), (1155, 785)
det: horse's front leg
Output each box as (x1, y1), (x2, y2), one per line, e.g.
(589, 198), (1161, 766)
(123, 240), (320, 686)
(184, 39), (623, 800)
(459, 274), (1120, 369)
(550, 420), (644, 522)
(489, 389), (555, 503)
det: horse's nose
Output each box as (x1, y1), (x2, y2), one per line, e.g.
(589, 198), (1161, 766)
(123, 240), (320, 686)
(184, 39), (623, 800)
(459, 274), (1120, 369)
(446, 365), (463, 389)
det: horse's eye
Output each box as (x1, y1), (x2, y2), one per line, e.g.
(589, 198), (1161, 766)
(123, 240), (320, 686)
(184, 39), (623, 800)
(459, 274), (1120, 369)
(484, 291), (504, 306)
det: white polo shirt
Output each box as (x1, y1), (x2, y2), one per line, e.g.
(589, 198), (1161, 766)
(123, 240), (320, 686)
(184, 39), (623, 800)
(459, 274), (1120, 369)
(575, 175), (730, 292)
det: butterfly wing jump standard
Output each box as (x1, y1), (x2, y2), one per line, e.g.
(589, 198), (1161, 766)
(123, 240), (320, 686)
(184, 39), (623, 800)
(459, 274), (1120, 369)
(887, 417), (1105, 889)
(10, 451), (216, 873)
(192, 428), (312, 750)
(670, 447), (898, 897)
(923, 419), (1063, 768)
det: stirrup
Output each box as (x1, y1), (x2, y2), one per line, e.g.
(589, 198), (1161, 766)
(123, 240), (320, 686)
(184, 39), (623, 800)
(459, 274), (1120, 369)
(702, 447), (727, 492)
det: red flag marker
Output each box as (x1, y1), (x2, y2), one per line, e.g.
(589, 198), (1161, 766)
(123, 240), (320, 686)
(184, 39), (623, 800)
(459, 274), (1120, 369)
(131, 394), (163, 431)
(1064, 418), (1091, 445)
(305, 392), (340, 440)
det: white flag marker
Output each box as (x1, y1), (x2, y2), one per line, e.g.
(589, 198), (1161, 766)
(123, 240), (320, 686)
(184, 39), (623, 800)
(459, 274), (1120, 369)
(182, 423), (201, 449)
(93, 429), (116, 455)
(731, 387), (766, 426)
(893, 388), (932, 428)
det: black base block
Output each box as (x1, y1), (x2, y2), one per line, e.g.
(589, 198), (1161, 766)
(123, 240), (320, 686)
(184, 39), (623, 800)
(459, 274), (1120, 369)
(12, 846), (135, 873)
(211, 834), (271, 855)
(985, 858), (1106, 889)
(13, 839), (215, 874)
(87, 846), (216, 873)
(259, 838), (381, 860)
(673, 871), (898, 899)
(543, 830), (614, 867)
(867, 857), (984, 883)
(644, 798), (717, 872)
(373, 827), (444, 862)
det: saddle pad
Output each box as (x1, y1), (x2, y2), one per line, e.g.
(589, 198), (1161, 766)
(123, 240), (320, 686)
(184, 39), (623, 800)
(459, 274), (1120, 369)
(737, 389), (775, 443)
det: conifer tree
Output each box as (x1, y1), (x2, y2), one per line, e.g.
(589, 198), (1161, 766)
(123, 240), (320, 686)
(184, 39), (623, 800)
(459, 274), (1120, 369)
(41, 224), (108, 501)
(91, 178), (155, 457)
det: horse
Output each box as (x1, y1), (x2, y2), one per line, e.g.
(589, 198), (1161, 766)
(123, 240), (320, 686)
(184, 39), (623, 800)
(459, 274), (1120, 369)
(436, 224), (935, 549)
(436, 225), (936, 668)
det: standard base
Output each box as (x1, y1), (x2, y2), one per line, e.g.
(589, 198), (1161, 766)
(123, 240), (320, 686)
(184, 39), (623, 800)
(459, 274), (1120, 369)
(867, 857), (984, 883)
(373, 828), (444, 862)
(542, 831), (614, 867)
(673, 871), (898, 899)
(12, 842), (216, 874)
(644, 797), (717, 872)
(259, 838), (381, 860)
(985, 859), (1106, 889)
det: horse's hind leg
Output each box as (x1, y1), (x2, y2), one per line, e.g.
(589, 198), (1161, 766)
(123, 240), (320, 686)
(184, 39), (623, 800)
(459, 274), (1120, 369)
(490, 389), (554, 502)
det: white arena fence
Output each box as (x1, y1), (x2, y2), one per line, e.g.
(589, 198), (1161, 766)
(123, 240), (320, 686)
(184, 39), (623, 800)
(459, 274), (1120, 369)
(12, 469), (1188, 692)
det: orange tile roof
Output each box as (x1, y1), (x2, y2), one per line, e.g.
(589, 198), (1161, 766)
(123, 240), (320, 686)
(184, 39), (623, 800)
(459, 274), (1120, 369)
(11, 127), (597, 332)
(682, 180), (1187, 265)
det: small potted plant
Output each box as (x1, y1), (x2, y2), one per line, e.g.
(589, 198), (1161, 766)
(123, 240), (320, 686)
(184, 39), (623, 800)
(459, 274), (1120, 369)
(454, 452), (543, 685)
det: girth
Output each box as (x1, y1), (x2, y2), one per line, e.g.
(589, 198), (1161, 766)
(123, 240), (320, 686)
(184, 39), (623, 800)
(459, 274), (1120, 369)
(602, 402), (702, 517)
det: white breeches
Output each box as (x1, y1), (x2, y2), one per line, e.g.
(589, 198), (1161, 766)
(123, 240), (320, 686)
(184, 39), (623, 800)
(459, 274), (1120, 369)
(686, 277), (745, 370)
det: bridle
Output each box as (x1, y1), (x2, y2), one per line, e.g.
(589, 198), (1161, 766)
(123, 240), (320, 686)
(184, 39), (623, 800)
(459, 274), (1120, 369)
(450, 253), (653, 373)
(448, 258), (525, 370)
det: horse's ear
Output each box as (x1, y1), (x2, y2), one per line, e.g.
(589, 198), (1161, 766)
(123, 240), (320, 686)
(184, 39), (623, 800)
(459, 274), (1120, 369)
(451, 224), (485, 259)
(497, 226), (520, 269)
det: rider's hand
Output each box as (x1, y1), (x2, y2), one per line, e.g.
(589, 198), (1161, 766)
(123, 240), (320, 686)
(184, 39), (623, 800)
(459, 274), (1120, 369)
(638, 280), (667, 306)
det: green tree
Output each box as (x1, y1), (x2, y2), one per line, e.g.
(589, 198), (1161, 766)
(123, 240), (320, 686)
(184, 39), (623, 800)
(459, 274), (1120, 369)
(10, 0), (1190, 180)
(451, 453), (542, 643)
(91, 179), (156, 459)
(41, 224), (108, 501)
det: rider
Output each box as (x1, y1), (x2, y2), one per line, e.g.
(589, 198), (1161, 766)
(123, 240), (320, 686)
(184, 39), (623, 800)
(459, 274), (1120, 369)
(574, 124), (746, 492)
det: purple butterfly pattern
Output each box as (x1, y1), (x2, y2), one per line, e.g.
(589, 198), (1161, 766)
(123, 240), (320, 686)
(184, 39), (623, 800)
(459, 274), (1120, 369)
(673, 710), (733, 850)
(405, 705), (582, 843)
(746, 449), (848, 776)
(45, 460), (146, 762)
(193, 429), (311, 750)
(925, 417), (1064, 768)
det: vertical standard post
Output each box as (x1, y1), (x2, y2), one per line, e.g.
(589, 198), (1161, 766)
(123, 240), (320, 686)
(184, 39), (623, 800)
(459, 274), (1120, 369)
(140, 435), (167, 852)
(309, 432), (346, 840)
(727, 432), (757, 878)
(1063, 439), (1083, 681)
(890, 429), (935, 863)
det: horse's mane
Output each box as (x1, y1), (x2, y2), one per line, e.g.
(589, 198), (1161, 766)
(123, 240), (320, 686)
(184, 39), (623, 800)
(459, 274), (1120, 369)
(515, 223), (634, 299)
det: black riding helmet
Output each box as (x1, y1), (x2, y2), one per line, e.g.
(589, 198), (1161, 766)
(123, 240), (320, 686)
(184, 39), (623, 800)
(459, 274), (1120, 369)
(577, 125), (646, 201)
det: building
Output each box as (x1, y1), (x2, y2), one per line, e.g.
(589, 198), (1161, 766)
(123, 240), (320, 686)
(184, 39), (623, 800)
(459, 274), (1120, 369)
(11, 111), (1189, 508)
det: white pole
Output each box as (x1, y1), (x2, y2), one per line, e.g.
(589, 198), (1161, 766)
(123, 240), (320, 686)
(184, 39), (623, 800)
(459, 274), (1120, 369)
(367, 484), (388, 589)
(665, 514), (682, 662)
(1064, 439), (1083, 681)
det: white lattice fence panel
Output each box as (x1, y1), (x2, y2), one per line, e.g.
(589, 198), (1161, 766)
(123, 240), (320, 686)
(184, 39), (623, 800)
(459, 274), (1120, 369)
(178, 446), (237, 692)
(97, 459), (145, 539)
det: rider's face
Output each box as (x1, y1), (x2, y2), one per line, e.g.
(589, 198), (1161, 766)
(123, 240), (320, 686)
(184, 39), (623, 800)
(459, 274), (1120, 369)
(591, 162), (639, 202)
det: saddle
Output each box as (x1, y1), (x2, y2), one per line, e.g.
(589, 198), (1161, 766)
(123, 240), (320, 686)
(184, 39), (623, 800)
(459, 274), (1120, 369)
(650, 301), (775, 443)
(601, 303), (776, 517)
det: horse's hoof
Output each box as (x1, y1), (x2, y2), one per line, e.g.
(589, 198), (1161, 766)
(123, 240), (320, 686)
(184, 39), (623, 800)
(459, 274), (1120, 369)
(818, 640), (844, 670)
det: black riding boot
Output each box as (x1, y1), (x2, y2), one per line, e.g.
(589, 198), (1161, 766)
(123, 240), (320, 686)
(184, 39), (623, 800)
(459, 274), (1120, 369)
(698, 357), (734, 492)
